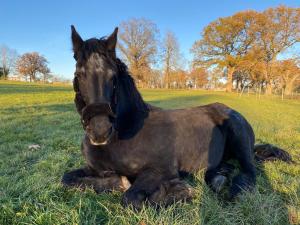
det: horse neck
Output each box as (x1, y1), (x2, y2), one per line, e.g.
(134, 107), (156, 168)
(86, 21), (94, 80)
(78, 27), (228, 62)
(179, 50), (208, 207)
(115, 72), (149, 139)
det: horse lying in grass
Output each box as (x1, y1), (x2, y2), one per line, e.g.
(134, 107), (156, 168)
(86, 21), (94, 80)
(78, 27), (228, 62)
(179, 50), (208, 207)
(62, 26), (293, 210)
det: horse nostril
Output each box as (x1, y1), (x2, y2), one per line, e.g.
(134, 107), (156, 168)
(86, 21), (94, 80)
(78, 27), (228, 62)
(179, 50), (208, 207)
(86, 125), (92, 132)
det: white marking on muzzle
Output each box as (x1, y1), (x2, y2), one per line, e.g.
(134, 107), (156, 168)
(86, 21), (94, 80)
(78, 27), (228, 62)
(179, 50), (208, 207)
(89, 139), (108, 146)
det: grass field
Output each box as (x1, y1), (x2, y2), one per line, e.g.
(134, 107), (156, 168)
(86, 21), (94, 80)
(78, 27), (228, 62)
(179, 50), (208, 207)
(0, 81), (299, 225)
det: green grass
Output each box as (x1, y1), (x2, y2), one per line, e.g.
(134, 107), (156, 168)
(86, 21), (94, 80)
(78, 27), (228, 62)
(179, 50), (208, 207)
(0, 80), (299, 225)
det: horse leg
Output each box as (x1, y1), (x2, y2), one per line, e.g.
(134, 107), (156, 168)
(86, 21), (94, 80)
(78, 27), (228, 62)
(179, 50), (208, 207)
(204, 132), (228, 193)
(228, 122), (256, 199)
(205, 162), (234, 193)
(229, 150), (256, 199)
(121, 169), (175, 210)
(62, 167), (131, 193)
(148, 178), (194, 207)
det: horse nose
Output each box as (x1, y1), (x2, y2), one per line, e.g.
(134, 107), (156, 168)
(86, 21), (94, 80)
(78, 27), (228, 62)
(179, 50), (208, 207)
(89, 116), (112, 135)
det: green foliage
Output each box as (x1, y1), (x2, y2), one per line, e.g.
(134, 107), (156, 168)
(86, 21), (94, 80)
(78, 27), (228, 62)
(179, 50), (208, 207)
(0, 81), (299, 225)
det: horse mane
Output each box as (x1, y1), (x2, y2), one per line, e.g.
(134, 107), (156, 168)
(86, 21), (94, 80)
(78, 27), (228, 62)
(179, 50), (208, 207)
(114, 59), (149, 139)
(73, 57), (149, 139)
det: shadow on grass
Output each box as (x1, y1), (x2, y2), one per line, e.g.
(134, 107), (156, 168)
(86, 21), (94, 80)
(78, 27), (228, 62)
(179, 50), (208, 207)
(0, 83), (72, 94)
(148, 94), (222, 109)
(1, 103), (76, 115)
(177, 161), (292, 224)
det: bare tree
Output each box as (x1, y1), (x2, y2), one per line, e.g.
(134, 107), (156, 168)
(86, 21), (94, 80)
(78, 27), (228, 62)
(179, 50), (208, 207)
(40, 66), (51, 83)
(0, 45), (18, 79)
(16, 52), (50, 82)
(161, 31), (181, 88)
(148, 69), (163, 88)
(118, 18), (159, 87)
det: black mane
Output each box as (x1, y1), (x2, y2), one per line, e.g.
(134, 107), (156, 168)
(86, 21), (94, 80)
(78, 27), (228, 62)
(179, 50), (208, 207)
(114, 59), (149, 139)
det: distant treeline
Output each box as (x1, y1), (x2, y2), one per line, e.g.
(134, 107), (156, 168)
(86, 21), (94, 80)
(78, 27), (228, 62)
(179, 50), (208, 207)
(1, 5), (299, 96)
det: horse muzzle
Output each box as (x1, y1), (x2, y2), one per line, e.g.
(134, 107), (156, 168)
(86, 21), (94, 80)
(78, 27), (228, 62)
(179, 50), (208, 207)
(81, 103), (116, 146)
(88, 126), (115, 146)
(86, 114), (116, 146)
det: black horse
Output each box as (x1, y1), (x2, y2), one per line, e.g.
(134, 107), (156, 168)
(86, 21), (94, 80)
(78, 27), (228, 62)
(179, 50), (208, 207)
(62, 26), (292, 209)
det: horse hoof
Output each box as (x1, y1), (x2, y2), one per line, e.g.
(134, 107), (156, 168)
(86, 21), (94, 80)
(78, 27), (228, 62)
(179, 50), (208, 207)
(61, 173), (77, 186)
(121, 190), (145, 211)
(211, 175), (227, 193)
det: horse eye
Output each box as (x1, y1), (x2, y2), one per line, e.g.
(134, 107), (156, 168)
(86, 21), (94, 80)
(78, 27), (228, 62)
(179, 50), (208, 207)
(76, 72), (84, 79)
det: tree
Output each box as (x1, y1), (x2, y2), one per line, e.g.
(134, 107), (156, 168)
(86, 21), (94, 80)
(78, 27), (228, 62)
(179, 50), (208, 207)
(0, 67), (9, 78)
(0, 45), (18, 79)
(161, 31), (181, 88)
(191, 10), (258, 92)
(236, 47), (266, 90)
(16, 52), (50, 82)
(189, 67), (208, 88)
(275, 59), (300, 96)
(169, 69), (188, 88)
(254, 6), (300, 94)
(148, 69), (163, 88)
(207, 67), (224, 90)
(41, 67), (51, 83)
(118, 18), (159, 86)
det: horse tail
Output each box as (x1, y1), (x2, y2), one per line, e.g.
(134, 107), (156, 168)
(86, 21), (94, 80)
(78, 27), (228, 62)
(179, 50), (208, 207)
(254, 143), (293, 163)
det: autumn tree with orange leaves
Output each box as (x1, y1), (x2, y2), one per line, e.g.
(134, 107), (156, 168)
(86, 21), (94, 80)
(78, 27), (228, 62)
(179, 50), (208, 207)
(253, 6), (300, 94)
(16, 52), (50, 82)
(192, 6), (300, 94)
(191, 10), (258, 92)
(189, 67), (208, 89)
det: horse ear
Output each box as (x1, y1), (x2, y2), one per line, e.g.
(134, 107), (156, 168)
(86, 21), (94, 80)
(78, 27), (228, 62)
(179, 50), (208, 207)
(71, 25), (83, 53)
(106, 27), (118, 52)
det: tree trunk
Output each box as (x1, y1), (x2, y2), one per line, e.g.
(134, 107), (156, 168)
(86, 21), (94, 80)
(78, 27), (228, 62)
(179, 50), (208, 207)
(226, 67), (234, 92)
(29, 72), (35, 82)
(2, 67), (5, 79)
(239, 85), (246, 97)
(259, 83), (262, 99)
(265, 81), (272, 95)
(166, 70), (170, 89)
(285, 80), (297, 96)
(236, 79), (240, 91)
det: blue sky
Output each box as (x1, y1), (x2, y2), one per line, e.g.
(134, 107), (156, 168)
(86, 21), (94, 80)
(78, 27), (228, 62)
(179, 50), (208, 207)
(1, 0), (299, 79)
